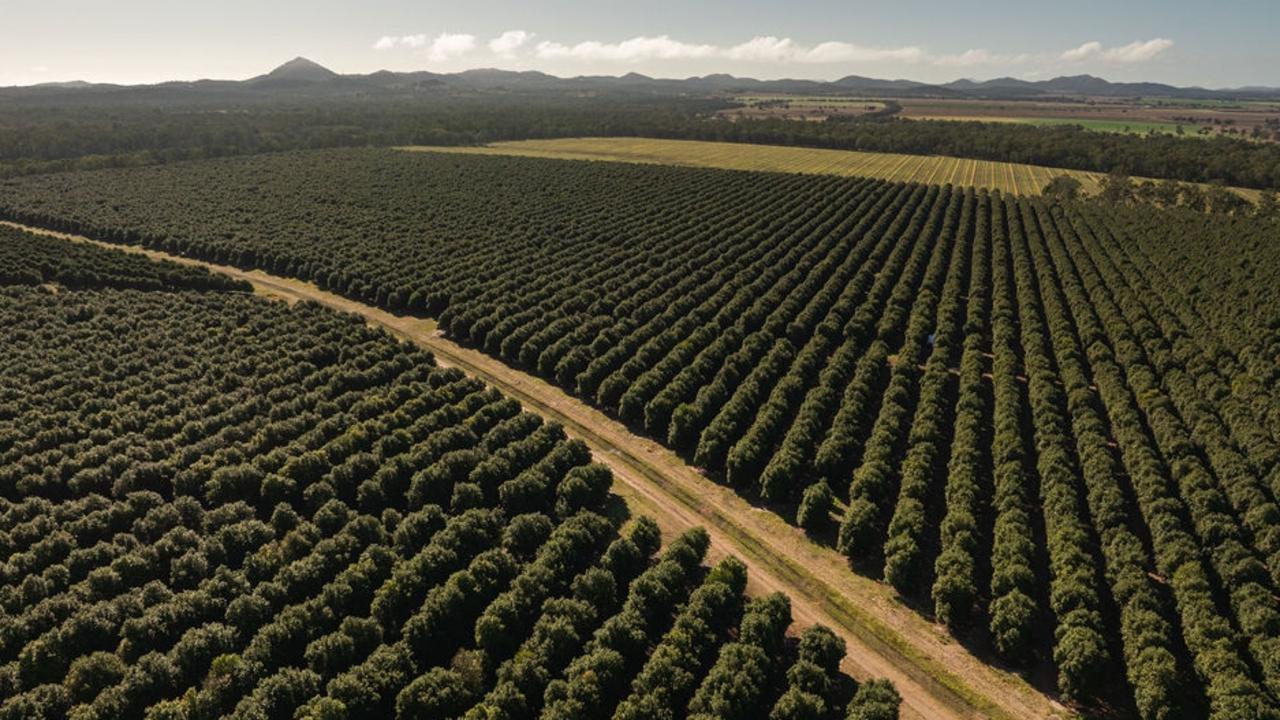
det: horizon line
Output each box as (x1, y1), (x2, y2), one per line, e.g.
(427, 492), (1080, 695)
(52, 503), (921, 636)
(4, 57), (1274, 92)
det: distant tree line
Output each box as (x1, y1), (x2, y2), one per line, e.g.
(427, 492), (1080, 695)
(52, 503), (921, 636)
(2, 92), (1280, 189)
(672, 116), (1280, 190)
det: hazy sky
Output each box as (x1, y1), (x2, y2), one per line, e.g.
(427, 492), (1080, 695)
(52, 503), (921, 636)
(3, 0), (1276, 87)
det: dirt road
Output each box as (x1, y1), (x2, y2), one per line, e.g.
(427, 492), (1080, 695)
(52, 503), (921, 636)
(3, 220), (1074, 720)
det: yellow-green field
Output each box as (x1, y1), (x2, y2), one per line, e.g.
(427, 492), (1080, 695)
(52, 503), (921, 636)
(400, 137), (1259, 201)
(403, 137), (1105, 196)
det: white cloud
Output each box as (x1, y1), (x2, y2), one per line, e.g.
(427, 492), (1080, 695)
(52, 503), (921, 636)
(489, 30), (533, 58)
(370, 31), (1174, 71)
(1061, 38), (1173, 63)
(425, 33), (477, 62)
(1106, 38), (1175, 62)
(724, 37), (927, 64)
(373, 32), (477, 62)
(535, 35), (719, 62)
(722, 36), (798, 62)
(1061, 41), (1103, 62)
(801, 41), (926, 64)
(533, 35), (929, 65)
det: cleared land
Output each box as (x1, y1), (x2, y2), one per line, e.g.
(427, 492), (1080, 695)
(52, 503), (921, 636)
(403, 137), (1107, 195)
(897, 97), (1280, 140)
(403, 137), (1261, 200)
(2, 220), (1073, 720)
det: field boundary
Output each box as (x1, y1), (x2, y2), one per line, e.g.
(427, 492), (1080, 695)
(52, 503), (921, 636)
(1, 220), (1076, 720)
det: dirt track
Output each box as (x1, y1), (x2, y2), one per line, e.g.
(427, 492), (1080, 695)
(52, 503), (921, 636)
(3, 220), (1075, 720)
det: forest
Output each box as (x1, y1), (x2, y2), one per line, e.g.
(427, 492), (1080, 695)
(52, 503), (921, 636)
(0, 229), (897, 720)
(2, 149), (1279, 718)
(3, 92), (1280, 189)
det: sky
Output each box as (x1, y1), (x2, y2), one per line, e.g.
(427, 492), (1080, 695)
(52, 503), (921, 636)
(2, 0), (1276, 88)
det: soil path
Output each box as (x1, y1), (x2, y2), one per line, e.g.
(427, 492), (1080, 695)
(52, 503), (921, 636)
(3, 220), (1075, 720)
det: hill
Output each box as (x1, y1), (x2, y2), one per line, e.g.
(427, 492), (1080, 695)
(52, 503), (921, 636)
(3, 58), (1277, 101)
(253, 56), (339, 83)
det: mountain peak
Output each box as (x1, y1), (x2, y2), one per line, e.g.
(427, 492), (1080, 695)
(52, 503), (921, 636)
(264, 57), (336, 81)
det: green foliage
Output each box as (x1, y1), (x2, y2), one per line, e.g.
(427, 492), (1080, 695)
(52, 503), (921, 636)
(0, 271), (874, 720)
(1042, 175), (1083, 201)
(1099, 169), (1135, 204)
(6, 149), (1278, 718)
(0, 226), (249, 291)
(1257, 189), (1278, 218)
(796, 481), (833, 532)
(845, 679), (902, 720)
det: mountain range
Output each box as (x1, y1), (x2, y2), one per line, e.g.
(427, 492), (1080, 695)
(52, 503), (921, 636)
(8, 56), (1279, 102)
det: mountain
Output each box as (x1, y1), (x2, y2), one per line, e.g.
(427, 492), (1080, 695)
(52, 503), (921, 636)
(3, 59), (1277, 102)
(29, 80), (97, 89)
(940, 74), (1195, 98)
(255, 56), (338, 83)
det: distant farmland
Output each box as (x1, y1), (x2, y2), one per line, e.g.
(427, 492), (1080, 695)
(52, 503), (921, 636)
(403, 137), (1260, 201)
(403, 137), (1105, 196)
(908, 116), (1185, 135)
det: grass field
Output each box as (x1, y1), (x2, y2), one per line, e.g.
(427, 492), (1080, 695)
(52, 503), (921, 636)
(403, 137), (1260, 201)
(403, 137), (1107, 196)
(907, 115), (1185, 135)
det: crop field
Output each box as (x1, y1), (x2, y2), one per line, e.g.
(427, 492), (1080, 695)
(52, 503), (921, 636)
(2, 148), (1279, 719)
(909, 116), (1185, 135)
(0, 226), (891, 720)
(402, 137), (1262, 201)
(896, 97), (1280, 142)
(404, 137), (1108, 195)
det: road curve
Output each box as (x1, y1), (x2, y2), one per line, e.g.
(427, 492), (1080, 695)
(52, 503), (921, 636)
(3, 220), (1075, 720)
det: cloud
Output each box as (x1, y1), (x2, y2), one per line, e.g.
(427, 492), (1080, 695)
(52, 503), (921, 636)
(724, 37), (928, 64)
(489, 30), (533, 58)
(721, 36), (799, 62)
(424, 33), (477, 61)
(373, 32), (477, 62)
(533, 35), (929, 65)
(1106, 38), (1175, 62)
(535, 35), (719, 62)
(800, 41), (927, 64)
(371, 31), (1174, 71)
(1061, 41), (1103, 62)
(1061, 38), (1173, 63)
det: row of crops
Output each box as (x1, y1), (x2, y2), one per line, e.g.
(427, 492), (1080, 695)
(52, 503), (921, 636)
(0, 225), (246, 293)
(0, 234), (900, 720)
(2, 149), (1279, 717)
